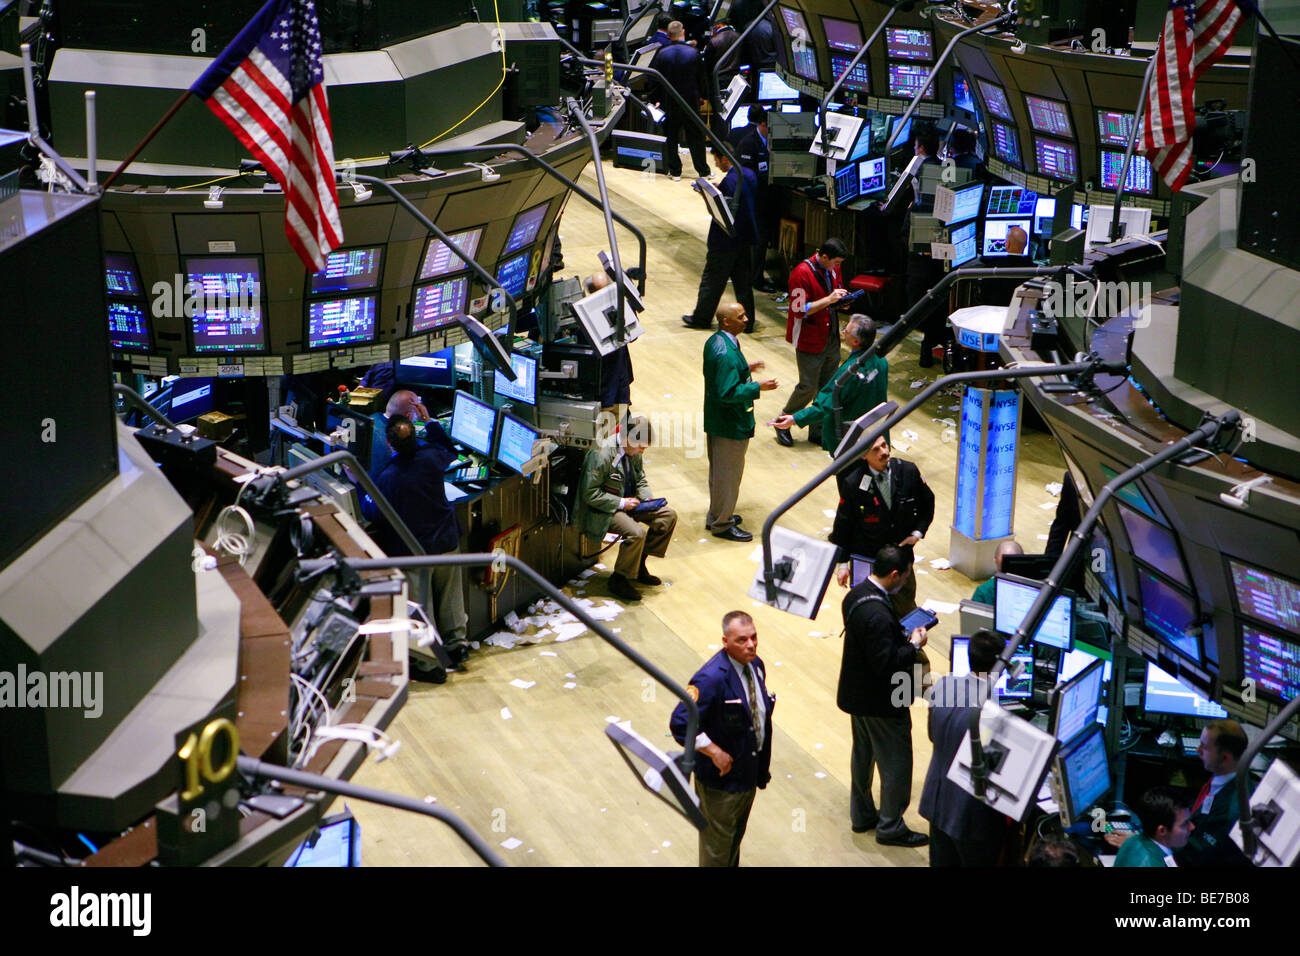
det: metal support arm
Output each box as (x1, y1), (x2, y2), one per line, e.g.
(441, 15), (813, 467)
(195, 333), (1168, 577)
(564, 98), (627, 338)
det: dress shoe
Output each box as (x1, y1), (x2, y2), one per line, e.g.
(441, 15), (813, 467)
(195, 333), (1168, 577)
(703, 515), (743, 531)
(713, 526), (753, 542)
(876, 826), (929, 848)
(851, 816), (880, 834)
(608, 573), (642, 602)
(774, 427), (794, 447)
(636, 565), (663, 586)
(682, 315), (711, 330)
(669, 173), (682, 181)
(731, 515), (743, 525)
(754, 280), (777, 293)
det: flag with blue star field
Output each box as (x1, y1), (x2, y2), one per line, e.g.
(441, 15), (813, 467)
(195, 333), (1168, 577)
(192, 0), (343, 271)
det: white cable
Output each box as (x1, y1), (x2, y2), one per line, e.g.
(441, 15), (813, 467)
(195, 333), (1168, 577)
(212, 467), (274, 566)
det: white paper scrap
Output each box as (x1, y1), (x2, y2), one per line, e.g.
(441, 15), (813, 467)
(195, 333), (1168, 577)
(922, 599), (961, 615)
(539, 651), (558, 657)
(910, 379), (926, 390)
(563, 682), (577, 690)
(929, 558), (951, 570)
(814, 771), (827, 779)
(509, 679), (536, 690)
(1038, 534), (1050, 541)
(500, 707), (513, 720)
(746, 545), (764, 563)
(605, 715), (621, 723)
(500, 837), (523, 850)
(1046, 482), (1063, 497)
(823, 509), (837, 518)
(1040, 501), (1058, 510)
(809, 630), (825, 638)
(901, 429), (919, 442)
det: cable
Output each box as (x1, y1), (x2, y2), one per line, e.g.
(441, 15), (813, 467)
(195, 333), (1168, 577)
(419, 0), (507, 149)
(212, 468), (269, 566)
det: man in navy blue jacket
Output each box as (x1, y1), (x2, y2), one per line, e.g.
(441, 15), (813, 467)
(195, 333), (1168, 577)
(683, 147), (759, 331)
(649, 21), (710, 180)
(671, 610), (775, 866)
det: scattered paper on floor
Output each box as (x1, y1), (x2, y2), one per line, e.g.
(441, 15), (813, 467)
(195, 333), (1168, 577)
(929, 558), (951, 570)
(500, 707), (513, 720)
(922, 599), (961, 615)
(500, 837), (523, 850)
(509, 678), (535, 690)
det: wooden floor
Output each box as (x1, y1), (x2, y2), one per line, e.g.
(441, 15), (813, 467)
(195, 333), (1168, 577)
(351, 161), (1067, 866)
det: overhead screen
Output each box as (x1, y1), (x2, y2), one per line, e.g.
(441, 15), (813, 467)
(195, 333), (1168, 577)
(309, 246), (384, 294)
(420, 227), (483, 281)
(1230, 561), (1300, 634)
(107, 299), (151, 352)
(978, 80), (1013, 120)
(1100, 150), (1154, 194)
(184, 256), (265, 353)
(1241, 624), (1300, 703)
(1118, 504), (1189, 587)
(830, 53), (870, 93)
(887, 62), (934, 99)
(104, 252), (143, 296)
(496, 251), (532, 299)
(411, 275), (469, 333)
(885, 27), (932, 60)
(821, 16), (861, 51)
(1097, 109), (1136, 147)
(1025, 95), (1072, 137)
(1034, 137), (1078, 181)
(991, 122), (1021, 166)
(504, 203), (549, 255)
(307, 295), (377, 349)
(779, 6), (819, 81)
(953, 69), (976, 113)
(1137, 567), (1201, 661)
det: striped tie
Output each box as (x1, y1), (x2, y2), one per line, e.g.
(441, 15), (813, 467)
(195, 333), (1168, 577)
(743, 664), (762, 741)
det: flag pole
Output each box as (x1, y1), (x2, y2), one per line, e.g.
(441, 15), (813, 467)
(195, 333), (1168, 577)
(101, 89), (194, 190)
(1109, 50), (1160, 242)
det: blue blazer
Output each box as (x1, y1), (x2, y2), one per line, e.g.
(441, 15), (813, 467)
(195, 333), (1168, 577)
(919, 675), (1009, 843)
(671, 650), (775, 793)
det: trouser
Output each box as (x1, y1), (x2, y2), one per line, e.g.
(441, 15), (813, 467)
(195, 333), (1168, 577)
(706, 435), (748, 532)
(928, 825), (1005, 867)
(662, 106), (709, 178)
(849, 712), (913, 832)
(695, 780), (757, 867)
(430, 548), (468, 650)
(607, 505), (677, 578)
(690, 244), (756, 328)
(751, 203), (773, 286)
(782, 339), (842, 442)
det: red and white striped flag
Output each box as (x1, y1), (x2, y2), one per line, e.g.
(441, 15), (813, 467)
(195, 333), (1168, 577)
(1142, 0), (1244, 192)
(191, 0), (342, 271)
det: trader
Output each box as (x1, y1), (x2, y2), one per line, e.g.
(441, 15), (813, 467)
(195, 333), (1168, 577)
(367, 388), (454, 475)
(703, 302), (777, 542)
(730, 105), (774, 292)
(584, 271), (635, 424)
(830, 434), (935, 615)
(778, 237), (849, 446)
(838, 545), (930, 848)
(920, 629), (1009, 866)
(670, 610), (775, 866)
(905, 128), (947, 368)
(365, 415), (468, 666)
(970, 540), (1024, 604)
(770, 314), (888, 453)
(574, 414), (677, 603)
(1114, 787), (1195, 867)
(648, 21), (710, 182)
(683, 146), (758, 331)
(1176, 719), (1251, 866)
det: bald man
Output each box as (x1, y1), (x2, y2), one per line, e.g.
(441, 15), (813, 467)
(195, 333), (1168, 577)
(971, 540), (1024, 604)
(368, 389), (453, 474)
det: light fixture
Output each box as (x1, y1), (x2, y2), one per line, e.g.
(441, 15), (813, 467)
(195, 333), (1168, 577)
(204, 185), (225, 209)
(465, 161), (500, 182)
(349, 181), (372, 202)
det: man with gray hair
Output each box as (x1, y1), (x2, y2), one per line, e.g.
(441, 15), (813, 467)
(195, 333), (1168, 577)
(367, 388), (453, 475)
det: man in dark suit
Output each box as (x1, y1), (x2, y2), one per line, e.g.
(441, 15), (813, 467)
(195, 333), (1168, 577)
(904, 127), (948, 367)
(730, 105), (774, 292)
(670, 610), (776, 866)
(648, 21), (710, 181)
(1176, 719), (1252, 866)
(683, 146), (759, 331)
(838, 545), (931, 847)
(920, 629), (1009, 866)
(830, 433), (935, 616)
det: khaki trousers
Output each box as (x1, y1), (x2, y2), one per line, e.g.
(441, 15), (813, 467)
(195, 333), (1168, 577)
(706, 434), (749, 532)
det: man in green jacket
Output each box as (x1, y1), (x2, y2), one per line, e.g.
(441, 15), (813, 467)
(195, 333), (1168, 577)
(575, 414), (677, 603)
(704, 302), (778, 542)
(771, 314), (887, 453)
(1114, 786), (1194, 867)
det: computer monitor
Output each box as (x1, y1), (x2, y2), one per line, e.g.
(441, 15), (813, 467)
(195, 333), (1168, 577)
(821, 15), (862, 52)
(952, 69), (976, 114)
(1096, 109), (1136, 148)
(1024, 95), (1073, 137)
(730, 109), (753, 131)
(1228, 560), (1300, 633)
(986, 184), (1038, 218)
(1118, 504), (1189, 587)
(1099, 464), (1161, 520)
(994, 574), (1074, 651)
(493, 351), (538, 406)
(496, 250), (532, 299)
(978, 80), (1013, 121)
(308, 245), (384, 294)
(283, 812), (361, 867)
(757, 69), (800, 101)
(184, 256), (266, 353)
(306, 294), (378, 349)
(419, 227), (484, 281)
(503, 203), (549, 255)
(1143, 662), (1229, 718)
(1059, 643), (1113, 684)
(981, 218), (1032, 257)
(858, 155), (887, 196)
(1000, 554), (1058, 581)
(104, 252), (143, 296)
(950, 636), (1033, 699)
(778, 6), (819, 81)
(944, 181), (984, 224)
(170, 377), (216, 421)
(107, 299), (152, 352)
(494, 410), (541, 474)
(1240, 623), (1300, 703)
(829, 52), (870, 93)
(1136, 567), (1201, 661)
(1089, 525), (1122, 604)
(450, 391), (497, 457)
(411, 275), (470, 334)
(851, 556), (873, 587)
(1049, 658), (1105, 743)
(887, 62), (934, 100)
(950, 221), (979, 267)
(396, 349), (454, 389)
(1033, 196), (1057, 236)
(885, 27), (933, 61)
(834, 162), (860, 204)
(1034, 137), (1078, 181)
(889, 116), (914, 151)
(990, 121), (1021, 167)
(1086, 204), (1154, 244)
(1100, 150), (1154, 195)
(1056, 724), (1110, 823)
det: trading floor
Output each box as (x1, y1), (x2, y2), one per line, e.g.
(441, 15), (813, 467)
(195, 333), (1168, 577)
(351, 162), (1068, 866)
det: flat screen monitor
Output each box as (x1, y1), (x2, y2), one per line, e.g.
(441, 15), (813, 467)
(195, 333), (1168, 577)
(986, 184), (1038, 217)
(1241, 623), (1300, 703)
(1033, 196), (1057, 236)
(981, 218), (1032, 257)
(1097, 109), (1136, 147)
(990, 121), (1021, 166)
(503, 203), (549, 255)
(184, 256), (266, 353)
(994, 574), (1074, 651)
(885, 27), (932, 60)
(306, 294), (378, 349)
(1057, 724), (1110, 822)
(779, 6), (818, 81)
(1100, 150), (1154, 195)
(1118, 504), (1189, 586)
(1059, 644), (1113, 684)
(953, 69), (976, 114)
(1137, 567), (1201, 661)
(1099, 463), (1161, 520)
(107, 299), (152, 352)
(1034, 137), (1078, 181)
(858, 155), (887, 196)
(821, 15), (862, 52)
(1086, 204), (1153, 244)
(283, 813), (361, 867)
(730, 109), (753, 131)
(951, 220), (979, 266)
(1143, 662), (1229, 718)
(1024, 95), (1073, 137)
(496, 250), (532, 299)
(1229, 560), (1300, 633)
(1090, 525), (1122, 603)
(450, 391), (497, 457)
(829, 52), (870, 93)
(308, 246), (384, 294)
(978, 80), (1013, 121)
(170, 377), (215, 421)
(419, 227), (484, 281)
(834, 162), (860, 204)
(757, 69), (799, 101)
(889, 117), (913, 151)
(396, 349), (454, 389)
(104, 252), (143, 296)
(493, 351), (538, 406)
(947, 181), (984, 223)
(411, 275), (470, 334)
(1050, 659), (1105, 743)
(850, 556), (873, 587)
(887, 62), (934, 100)
(495, 410), (541, 474)
(950, 636), (1032, 698)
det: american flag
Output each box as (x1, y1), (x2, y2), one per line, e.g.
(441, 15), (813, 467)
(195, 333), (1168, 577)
(191, 0), (342, 271)
(1141, 0), (1244, 192)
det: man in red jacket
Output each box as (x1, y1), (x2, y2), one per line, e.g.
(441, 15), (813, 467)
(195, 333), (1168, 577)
(778, 237), (850, 447)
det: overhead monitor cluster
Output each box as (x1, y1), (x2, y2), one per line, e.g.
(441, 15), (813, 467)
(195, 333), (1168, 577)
(104, 252), (152, 352)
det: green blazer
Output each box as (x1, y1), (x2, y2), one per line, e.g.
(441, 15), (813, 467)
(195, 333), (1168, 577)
(574, 435), (652, 540)
(1115, 834), (1171, 867)
(791, 349), (889, 451)
(703, 330), (760, 440)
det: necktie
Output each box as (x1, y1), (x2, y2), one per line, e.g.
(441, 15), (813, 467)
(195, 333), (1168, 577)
(621, 458), (635, 498)
(743, 664), (762, 741)
(1191, 780), (1212, 815)
(875, 468), (891, 509)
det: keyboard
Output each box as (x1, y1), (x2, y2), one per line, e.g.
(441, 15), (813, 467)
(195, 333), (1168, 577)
(1182, 734), (1200, 756)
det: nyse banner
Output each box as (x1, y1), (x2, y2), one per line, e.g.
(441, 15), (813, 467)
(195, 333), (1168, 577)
(953, 388), (986, 538)
(981, 391), (1020, 539)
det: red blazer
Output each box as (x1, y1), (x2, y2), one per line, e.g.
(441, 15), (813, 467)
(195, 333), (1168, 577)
(785, 257), (843, 354)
